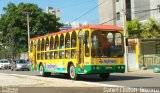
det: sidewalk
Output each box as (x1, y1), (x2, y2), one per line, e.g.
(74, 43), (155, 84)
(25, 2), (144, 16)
(126, 69), (160, 75)
(0, 73), (97, 87)
(0, 73), (121, 87)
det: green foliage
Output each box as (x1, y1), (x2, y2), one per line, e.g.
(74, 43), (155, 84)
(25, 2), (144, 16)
(141, 18), (160, 39)
(0, 3), (63, 56)
(126, 18), (160, 39)
(0, 46), (11, 59)
(126, 18), (142, 38)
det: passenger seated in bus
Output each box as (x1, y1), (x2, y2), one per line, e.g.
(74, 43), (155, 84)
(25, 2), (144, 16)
(71, 50), (76, 58)
(65, 51), (70, 58)
(60, 51), (65, 58)
(66, 40), (70, 48)
(102, 37), (111, 56)
(55, 41), (58, 49)
(60, 42), (65, 49)
(54, 52), (58, 59)
(46, 44), (50, 59)
(49, 52), (53, 59)
(72, 39), (76, 47)
(46, 44), (49, 51)
(50, 44), (54, 50)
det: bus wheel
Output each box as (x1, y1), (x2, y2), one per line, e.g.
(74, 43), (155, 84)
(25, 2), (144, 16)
(69, 64), (78, 80)
(39, 64), (51, 77)
(63, 73), (70, 78)
(99, 73), (110, 80)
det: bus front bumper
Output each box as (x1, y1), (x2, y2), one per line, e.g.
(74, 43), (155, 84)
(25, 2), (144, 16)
(84, 65), (125, 74)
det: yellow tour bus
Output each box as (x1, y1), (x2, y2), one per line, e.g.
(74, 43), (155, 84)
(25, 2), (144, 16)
(29, 24), (125, 80)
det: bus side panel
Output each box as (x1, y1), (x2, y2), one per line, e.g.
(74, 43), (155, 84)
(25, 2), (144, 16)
(36, 59), (78, 74)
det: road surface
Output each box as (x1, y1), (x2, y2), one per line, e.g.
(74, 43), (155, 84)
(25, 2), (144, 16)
(0, 69), (159, 87)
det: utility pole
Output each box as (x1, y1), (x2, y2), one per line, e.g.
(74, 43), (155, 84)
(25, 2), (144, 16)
(22, 12), (32, 60)
(122, 0), (129, 72)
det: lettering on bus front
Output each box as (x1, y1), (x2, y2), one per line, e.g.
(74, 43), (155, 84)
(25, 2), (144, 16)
(99, 59), (116, 64)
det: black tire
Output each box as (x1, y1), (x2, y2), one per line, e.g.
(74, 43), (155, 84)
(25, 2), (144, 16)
(63, 73), (70, 78)
(16, 68), (19, 71)
(39, 64), (51, 77)
(69, 64), (79, 80)
(99, 73), (110, 80)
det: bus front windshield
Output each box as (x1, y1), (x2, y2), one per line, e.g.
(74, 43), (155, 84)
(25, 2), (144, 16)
(91, 30), (124, 58)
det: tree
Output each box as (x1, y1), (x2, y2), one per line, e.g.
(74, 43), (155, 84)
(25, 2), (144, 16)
(141, 18), (160, 39)
(0, 3), (63, 58)
(126, 18), (142, 38)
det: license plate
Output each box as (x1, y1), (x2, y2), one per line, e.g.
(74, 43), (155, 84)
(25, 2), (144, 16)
(105, 66), (112, 69)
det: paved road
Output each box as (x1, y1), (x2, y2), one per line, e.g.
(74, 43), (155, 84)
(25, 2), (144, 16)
(0, 69), (159, 87)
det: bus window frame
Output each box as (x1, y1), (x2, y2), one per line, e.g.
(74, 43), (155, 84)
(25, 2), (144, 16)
(91, 30), (124, 58)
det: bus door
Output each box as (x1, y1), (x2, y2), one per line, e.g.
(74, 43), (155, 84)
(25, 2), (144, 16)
(78, 31), (84, 65)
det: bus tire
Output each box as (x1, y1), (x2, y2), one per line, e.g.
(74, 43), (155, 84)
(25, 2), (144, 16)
(99, 73), (110, 80)
(63, 73), (70, 78)
(39, 64), (51, 77)
(69, 64), (78, 80)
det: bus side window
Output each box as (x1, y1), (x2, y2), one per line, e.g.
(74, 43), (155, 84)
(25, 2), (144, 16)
(41, 52), (44, 59)
(71, 31), (76, 47)
(71, 50), (76, 58)
(54, 51), (58, 59)
(50, 36), (54, 50)
(66, 40), (70, 48)
(65, 33), (70, 48)
(37, 53), (41, 60)
(54, 35), (59, 49)
(65, 50), (70, 58)
(59, 51), (65, 59)
(71, 39), (76, 47)
(41, 39), (45, 51)
(45, 37), (49, 51)
(49, 52), (54, 59)
(60, 34), (64, 49)
(55, 41), (58, 49)
(37, 39), (41, 52)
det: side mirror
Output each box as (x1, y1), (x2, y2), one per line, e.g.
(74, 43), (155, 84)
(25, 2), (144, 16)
(125, 38), (128, 46)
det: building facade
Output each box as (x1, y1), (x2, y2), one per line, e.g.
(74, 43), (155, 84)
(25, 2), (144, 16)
(60, 21), (88, 31)
(46, 6), (61, 19)
(98, 0), (160, 26)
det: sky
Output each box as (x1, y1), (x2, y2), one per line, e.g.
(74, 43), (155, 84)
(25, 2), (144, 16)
(0, 0), (99, 24)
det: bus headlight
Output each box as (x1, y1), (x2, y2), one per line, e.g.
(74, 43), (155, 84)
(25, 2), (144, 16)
(121, 66), (124, 69)
(93, 66), (96, 70)
(97, 66), (99, 70)
(118, 66), (120, 69)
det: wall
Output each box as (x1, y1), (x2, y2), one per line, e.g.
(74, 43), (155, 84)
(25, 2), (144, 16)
(150, 0), (160, 21)
(98, 0), (116, 25)
(139, 40), (160, 69)
(98, 0), (155, 26)
(133, 0), (150, 20)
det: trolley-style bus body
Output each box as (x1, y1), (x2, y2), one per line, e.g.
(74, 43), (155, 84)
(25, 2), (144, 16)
(29, 24), (125, 80)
